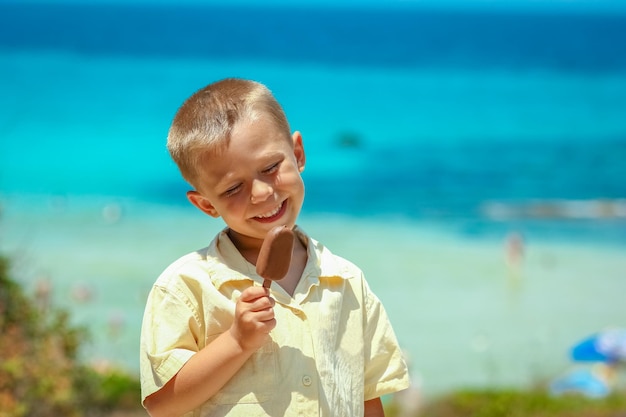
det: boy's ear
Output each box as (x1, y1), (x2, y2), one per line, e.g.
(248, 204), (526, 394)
(187, 191), (220, 218)
(292, 131), (306, 172)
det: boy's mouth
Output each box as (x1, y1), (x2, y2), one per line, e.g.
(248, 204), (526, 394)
(254, 200), (286, 223)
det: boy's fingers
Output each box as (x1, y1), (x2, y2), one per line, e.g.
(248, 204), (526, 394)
(250, 297), (275, 315)
(239, 285), (270, 302)
(256, 309), (276, 324)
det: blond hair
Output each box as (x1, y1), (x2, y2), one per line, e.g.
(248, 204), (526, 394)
(167, 78), (291, 188)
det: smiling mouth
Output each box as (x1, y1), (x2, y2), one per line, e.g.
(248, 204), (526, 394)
(254, 200), (286, 222)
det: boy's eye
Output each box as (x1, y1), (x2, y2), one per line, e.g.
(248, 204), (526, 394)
(224, 184), (242, 197)
(263, 162), (280, 174)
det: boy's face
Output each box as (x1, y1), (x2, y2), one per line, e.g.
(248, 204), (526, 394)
(187, 116), (306, 247)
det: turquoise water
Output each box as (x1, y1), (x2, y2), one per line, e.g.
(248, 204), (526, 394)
(1, 0), (625, 399)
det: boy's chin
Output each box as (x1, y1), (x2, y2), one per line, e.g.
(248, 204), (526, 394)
(227, 227), (265, 242)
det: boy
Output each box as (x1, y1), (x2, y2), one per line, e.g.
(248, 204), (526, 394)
(139, 78), (409, 416)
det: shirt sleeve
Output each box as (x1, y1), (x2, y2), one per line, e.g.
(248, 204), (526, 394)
(139, 283), (202, 404)
(362, 277), (410, 400)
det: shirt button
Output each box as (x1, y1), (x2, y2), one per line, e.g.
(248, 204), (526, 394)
(302, 375), (312, 386)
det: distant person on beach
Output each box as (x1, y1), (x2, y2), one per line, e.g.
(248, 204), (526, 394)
(505, 231), (524, 268)
(139, 78), (409, 416)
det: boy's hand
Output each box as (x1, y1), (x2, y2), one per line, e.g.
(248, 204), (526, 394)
(230, 286), (276, 352)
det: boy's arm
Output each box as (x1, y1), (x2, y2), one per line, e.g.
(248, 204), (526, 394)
(364, 397), (385, 417)
(144, 286), (276, 417)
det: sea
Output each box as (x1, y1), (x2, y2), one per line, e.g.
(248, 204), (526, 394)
(1, 0), (625, 400)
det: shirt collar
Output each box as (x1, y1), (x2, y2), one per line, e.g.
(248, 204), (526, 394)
(205, 226), (353, 291)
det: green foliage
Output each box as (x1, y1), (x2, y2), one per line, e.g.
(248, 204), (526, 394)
(86, 366), (143, 411)
(0, 254), (142, 416)
(416, 388), (626, 417)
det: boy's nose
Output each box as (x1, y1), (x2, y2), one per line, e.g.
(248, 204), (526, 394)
(250, 178), (274, 203)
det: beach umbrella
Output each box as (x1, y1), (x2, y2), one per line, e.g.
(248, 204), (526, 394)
(571, 329), (626, 363)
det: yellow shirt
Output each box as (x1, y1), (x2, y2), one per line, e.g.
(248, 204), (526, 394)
(140, 227), (409, 416)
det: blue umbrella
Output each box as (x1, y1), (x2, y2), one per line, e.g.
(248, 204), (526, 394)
(571, 329), (626, 363)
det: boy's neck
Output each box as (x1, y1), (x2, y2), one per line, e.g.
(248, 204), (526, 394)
(227, 229), (264, 263)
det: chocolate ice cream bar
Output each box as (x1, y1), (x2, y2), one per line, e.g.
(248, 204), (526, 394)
(256, 226), (294, 288)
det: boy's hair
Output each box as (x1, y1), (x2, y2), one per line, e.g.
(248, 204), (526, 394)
(167, 78), (291, 188)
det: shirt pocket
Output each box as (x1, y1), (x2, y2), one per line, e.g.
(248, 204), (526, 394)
(207, 336), (278, 405)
